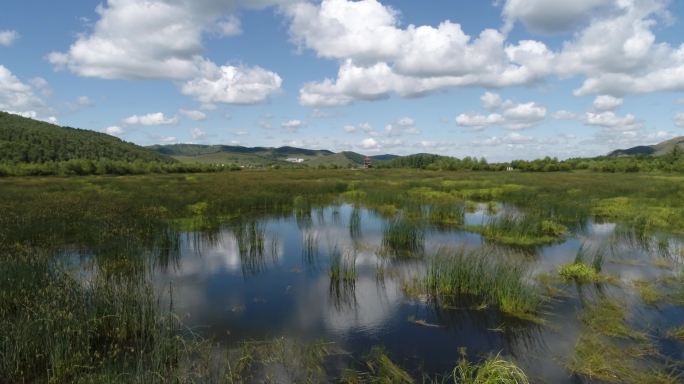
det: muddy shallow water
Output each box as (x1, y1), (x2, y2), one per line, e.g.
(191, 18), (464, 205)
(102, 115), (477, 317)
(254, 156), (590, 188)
(86, 202), (680, 382)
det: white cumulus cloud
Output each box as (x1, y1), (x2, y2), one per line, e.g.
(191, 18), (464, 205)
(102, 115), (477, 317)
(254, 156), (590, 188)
(359, 137), (379, 149)
(593, 95), (623, 111)
(182, 64), (282, 105)
(191, 127), (206, 140)
(0, 65), (53, 121)
(287, 0), (554, 107)
(585, 111), (641, 131)
(104, 126), (124, 136)
(456, 92), (545, 130)
(123, 112), (178, 126)
(179, 109), (207, 121)
(455, 113), (505, 130)
(281, 119), (304, 132)
(0, 30), (19, 46)
(47, 0), (282, 105)
(675, 113), (684, 128)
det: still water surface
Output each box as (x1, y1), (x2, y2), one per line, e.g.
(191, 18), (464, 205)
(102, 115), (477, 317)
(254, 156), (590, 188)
(130, 203), (684, 382)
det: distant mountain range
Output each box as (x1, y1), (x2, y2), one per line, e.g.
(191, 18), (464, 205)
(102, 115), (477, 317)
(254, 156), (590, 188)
(147, 144), (399, 167)
(2, 112), (682, 167)
(608, 136), (684, 157)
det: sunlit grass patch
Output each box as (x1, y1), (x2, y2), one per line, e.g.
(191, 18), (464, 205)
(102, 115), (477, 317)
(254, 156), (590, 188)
(457, 184), (526, 201)
(467, 213), (567, 247)
(452, 351), (529, 384)
(558, 245), (608, 283)
(568, 334), (675, 384)
(634, 280), (666, 305)
(363, 346), (414, 384)
(427, 203), (465, 228)
(406, 187), (460, 203)
(633, 274), (684, 307)
(226, 338), (336, 383)
(666, 326), (684, 342)
(419, 248), (544, 321)
(580, 298), (646, 340)
(568, 298), (679, 384)
(593, 197), (684, 234)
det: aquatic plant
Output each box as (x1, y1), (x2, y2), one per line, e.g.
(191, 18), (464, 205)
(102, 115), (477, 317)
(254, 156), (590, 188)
(558, 245), (605, 283)
(428, 203), (465, 228)
(0, 247), (191, 383)
(452, 352), (529, 384)
(364, 347), (414, 384)
(349, 207), (362, 240)
(329, 247), (357, 284)
(666, 326), (684, 341)
(382, 219), (425, 257)
(225, 338), (335, 383)
(422, 248), (544, 321)
(468, 213), (567, 247)
(302, 232), (319, 267)
(234, 221), (267, 276)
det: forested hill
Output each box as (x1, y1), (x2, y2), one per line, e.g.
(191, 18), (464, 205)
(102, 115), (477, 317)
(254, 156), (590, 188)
(608, 136), (684, 157)
(0, 112), (173, 163)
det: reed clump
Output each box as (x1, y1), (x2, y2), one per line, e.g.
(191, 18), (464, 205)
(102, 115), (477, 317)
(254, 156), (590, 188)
(329, 247), (357, 284)
(452, 352), (529, 384)
(427, 204), (465, 228)
(382, 219), (425, 257)
(422, 248), (544, 321)
(558, 245), (605, 283)
(468, 213), (567, 247)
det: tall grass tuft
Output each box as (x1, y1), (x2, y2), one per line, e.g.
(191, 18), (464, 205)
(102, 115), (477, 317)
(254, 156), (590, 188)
(329, 247), (357, 285)
(424, 248), (543, 321)
(382, 219), (425, 257)
(302, 232), (319, 267)
(558, 244), (605, 282)
(470, 213), (567, 247)
(452, 352), (529, 384)
(428, 203), (465, 228)
(349, 207), (362, 240)
(0, 246), (191, 383)
(234, 221), (266, 276)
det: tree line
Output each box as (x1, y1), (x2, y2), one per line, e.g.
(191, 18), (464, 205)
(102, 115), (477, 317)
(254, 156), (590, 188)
(0, 159), (239, 177)
(375, 148), (684, 173)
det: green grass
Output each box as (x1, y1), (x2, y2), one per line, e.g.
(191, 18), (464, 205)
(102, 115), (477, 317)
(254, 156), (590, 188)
(234, 221), (267, 276)
(566, 297), (679, 384)
(467, 213), (567, 247)
(568, 334), (676, 384)
(382, 219), (425, 257)
(0, 247), (191, 383)
(420, 248), (544, 321)
(427, 204), (465, 228)
(329, 247), (357, 285)
(579, 298), (646, 340)
(451, 352), (529, 384)
(363, 346), (414, 383)
(558, 245), (606, 283)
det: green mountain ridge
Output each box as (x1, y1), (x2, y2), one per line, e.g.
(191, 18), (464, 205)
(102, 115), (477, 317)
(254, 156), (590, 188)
(0, 111), (173, 163)
(147, 143), (399, 167)
(608, 136), (684, 157)
(3, 111), (682, 171)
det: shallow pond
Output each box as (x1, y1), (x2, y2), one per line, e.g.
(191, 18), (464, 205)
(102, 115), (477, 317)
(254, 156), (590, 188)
(72, 202), (678, 382)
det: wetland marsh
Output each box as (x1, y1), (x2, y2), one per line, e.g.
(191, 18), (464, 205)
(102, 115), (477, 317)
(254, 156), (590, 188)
(1, 170), (684, 383)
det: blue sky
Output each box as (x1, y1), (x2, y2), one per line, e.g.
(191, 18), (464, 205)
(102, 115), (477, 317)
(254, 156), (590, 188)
(1, 0), (683, 161)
